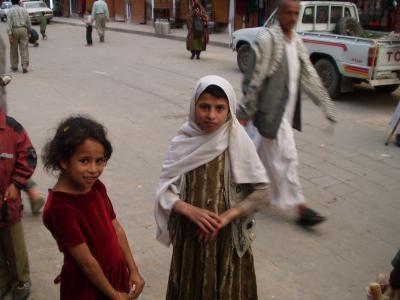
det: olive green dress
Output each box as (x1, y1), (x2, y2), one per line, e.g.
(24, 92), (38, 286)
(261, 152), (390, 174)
(167, 152), (258, 300)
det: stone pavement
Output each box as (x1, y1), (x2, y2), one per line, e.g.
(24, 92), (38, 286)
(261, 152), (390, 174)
(52, 16), (231, 48)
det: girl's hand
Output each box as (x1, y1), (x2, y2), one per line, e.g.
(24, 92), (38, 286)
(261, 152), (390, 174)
(196, 207), (242, 241)
(128, 270), (145, 299)
(174, 201), (221, 234)
(112, 291), (130, 300)
(4, 183), (19, 201)
(209, 207), (242, 241)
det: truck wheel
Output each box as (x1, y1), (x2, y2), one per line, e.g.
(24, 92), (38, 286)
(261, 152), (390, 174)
(237, 44), (255, 74)
(314, 58), (341, 98)
(335, 17), (363, 37)
(374, 84), (400, 94)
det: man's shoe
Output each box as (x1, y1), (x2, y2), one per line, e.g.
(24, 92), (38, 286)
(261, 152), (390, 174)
(297, 207), (326, 227)
(22, 69), (28, 74)
(396, 134), (400, 147)
(30, 196), (45, 214)
(13, 281), (30, 300)
(100, 36), (104, 42)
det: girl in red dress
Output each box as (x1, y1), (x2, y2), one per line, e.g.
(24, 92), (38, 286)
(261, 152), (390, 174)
(42, 116), (145, 300)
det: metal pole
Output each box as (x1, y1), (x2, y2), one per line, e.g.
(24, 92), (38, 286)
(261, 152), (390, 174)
(151, 0), (154, 20)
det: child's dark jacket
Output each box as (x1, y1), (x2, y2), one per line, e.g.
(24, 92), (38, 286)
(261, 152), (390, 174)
(0, 111), (37, 227)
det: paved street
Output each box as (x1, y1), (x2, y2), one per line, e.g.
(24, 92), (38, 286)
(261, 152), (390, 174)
(1, 22), (400, 300)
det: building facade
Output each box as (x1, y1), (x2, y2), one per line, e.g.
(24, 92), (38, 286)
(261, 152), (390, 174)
(55, 0), (400, 32)
(55, 0), (273, 31)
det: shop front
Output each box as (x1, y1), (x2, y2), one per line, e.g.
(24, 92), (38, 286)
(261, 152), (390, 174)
(357, 0), (398, 30)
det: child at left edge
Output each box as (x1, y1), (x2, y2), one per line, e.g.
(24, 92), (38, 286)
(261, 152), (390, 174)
(0, 102), (36, 300)
(42, 115), (145, 300)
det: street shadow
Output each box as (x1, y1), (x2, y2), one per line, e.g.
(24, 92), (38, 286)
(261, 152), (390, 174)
(334, 84), (399, 110)
(258, 206), (324, 236)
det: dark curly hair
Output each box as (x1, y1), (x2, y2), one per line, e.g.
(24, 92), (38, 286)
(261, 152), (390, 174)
(42, 115), (113, 173)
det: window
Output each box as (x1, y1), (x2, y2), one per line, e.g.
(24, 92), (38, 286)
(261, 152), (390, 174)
(344, 7), (352, 17)
(330, 6), (342, 23)
(266, 13), (277, 27)
(302, 6), (314, 24)
(24, 2), (46, 8)
(316, 6), (329, 23)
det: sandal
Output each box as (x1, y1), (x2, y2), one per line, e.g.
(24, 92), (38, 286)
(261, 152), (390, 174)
(30, 196), (45, 214)
(297, 207), (326, 227)
(13, 281), (30, 300)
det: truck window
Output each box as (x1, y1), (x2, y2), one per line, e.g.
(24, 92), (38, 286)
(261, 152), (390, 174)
(316, 6), (329, 23)
(330, 6), (342, 23)
(344, 7), (352, 17)
(302, 6), (314, 24)
(265, 12), (277, 28)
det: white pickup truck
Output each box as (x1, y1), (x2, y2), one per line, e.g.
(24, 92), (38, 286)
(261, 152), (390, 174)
(231, 1), (400, 98)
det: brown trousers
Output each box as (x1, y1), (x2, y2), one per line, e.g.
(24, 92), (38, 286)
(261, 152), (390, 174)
(10, 27), (29, 70)
(95, 14), (106, 39)
(0, 221), (30, 296)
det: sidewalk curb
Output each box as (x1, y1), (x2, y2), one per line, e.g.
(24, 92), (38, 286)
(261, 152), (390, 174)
(52, 20), (230, 48)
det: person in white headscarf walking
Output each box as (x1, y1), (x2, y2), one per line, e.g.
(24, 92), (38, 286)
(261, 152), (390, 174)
(155, 75), (271, 300)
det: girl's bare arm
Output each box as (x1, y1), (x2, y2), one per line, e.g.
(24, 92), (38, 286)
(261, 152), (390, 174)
(112, 219), (145, 299)
(68, 243), (130, 300)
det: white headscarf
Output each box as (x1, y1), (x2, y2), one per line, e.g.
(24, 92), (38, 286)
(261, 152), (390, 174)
(155, 75), (268, 245)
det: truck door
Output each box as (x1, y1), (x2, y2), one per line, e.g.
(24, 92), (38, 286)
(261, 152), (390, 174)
(330, 5), (343, 31)
(301, 5), (315, 32)
(315, 5), (329, 31)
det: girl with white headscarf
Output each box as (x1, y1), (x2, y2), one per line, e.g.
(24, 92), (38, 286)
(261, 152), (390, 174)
(155, 75), (270, 299)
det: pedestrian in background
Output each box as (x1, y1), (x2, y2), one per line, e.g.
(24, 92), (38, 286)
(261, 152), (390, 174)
(83, 9), (93, 46)
(42, 116), (145, 300)
(25, 179), (45, 214)
(186, 0), (208, 60)
(155, 75), (270, 299)
(92, 0), (109, 42)
(28, 28), (39, 47)
(39, 12), (47, 40)
(389, 101), (400, 147)
(238, 0), (336, 227)
(0, 98), (37, 300)
(6, 0), (31, 73)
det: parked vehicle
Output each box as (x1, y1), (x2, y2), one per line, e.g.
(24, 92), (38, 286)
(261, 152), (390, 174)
(0, 1), (11, 22)
(231, 1), (400, 98)
(21, 0), (53, 23)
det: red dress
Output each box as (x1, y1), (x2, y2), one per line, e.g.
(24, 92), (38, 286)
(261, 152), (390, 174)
(43, 180), (129, 299)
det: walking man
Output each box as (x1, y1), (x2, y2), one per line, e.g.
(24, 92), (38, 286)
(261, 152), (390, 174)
(6, 0), (31, 73)
(238, 0), (337, 227)
(92, 0), (109, 42)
